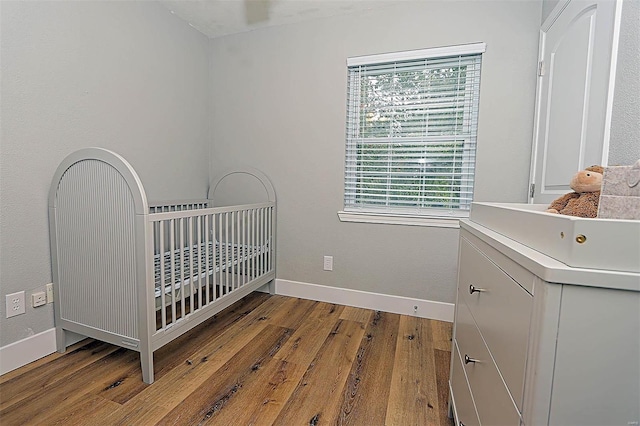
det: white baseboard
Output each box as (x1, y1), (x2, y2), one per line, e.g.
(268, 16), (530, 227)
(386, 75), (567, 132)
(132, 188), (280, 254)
(0, 329), (84, 376)
(274, 279), (454, 322)
(1, 281), (453, 376)
(0, 328), (56, 375)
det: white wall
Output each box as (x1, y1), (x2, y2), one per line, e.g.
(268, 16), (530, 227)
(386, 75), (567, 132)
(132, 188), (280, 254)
(0, 1), (210, 347)
(209, 1), (542, 304)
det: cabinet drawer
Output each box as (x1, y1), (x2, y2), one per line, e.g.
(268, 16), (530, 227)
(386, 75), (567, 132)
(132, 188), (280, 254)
(458, 237), (532, 408)
(455, 301), (521, 426)
(451, 342), (480, 426)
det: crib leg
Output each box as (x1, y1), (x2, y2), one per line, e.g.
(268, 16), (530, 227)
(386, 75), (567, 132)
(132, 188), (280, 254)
(267, 279), (276, 295)
(140, 347), (154, 384)
(56, 327), (67, 353)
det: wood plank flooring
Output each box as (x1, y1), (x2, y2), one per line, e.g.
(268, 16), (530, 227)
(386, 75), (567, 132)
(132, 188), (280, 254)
(0, 293), (454, 426)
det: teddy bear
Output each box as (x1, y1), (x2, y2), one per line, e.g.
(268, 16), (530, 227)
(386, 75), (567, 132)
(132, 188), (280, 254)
(546, 165), (604, 218)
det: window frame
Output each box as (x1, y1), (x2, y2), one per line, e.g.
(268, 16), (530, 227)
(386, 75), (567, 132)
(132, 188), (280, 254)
(339, 43), (486, 228)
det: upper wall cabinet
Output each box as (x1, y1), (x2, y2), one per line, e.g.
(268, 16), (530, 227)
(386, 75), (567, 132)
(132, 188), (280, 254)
(530, 0), (622, 204)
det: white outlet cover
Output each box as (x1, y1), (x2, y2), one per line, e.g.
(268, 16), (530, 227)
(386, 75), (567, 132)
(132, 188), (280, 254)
(46, 283), (54, 304)
(323, 256), (333, 271)
(32, 292), (47, 307)
(6, 291), (26, 318)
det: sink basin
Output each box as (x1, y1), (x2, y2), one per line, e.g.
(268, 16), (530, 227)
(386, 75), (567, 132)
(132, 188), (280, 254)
(469, 202), (640, 273)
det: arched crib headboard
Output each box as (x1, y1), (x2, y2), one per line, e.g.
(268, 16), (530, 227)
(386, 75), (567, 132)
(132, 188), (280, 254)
(49, 147), (149, 214)
(207, 167), (277, 295)
(48, 148), (150, 345)
(207, 167), (276, 206)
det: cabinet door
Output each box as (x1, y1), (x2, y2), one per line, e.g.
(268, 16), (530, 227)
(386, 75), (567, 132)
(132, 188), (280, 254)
(458, 238), (532, 408)
(549, 285), (640, 425)
(531, 0), (621, 203)
(450, 342), (480, 426)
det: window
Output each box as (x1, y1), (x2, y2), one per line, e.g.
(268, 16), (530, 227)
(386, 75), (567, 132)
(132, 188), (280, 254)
(341, 43), (485, 226)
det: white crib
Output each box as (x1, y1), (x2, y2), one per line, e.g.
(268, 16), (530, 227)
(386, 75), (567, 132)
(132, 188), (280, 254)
(48, 148), (276, 384)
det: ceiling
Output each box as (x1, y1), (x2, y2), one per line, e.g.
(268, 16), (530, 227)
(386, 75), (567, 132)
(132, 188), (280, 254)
(160, 0), (401, 39)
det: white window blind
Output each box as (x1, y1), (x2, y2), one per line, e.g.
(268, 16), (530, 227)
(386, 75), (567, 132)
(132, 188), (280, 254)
(344, 44), (484, 219)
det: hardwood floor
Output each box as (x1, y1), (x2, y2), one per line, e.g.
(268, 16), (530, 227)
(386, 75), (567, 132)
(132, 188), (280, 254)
(0, 293), (454, 426)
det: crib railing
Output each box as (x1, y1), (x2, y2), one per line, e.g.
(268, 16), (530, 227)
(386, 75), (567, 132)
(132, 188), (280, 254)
(149, 200), (210, 213)
(148, 201), (274, 332)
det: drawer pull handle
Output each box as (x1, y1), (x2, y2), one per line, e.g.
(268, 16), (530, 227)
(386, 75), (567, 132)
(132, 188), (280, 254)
(469, 284), (485, 294)
(464, 354), (479, 364)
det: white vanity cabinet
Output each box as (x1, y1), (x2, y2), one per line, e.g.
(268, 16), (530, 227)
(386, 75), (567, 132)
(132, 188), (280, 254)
(449, 207), (640, 426)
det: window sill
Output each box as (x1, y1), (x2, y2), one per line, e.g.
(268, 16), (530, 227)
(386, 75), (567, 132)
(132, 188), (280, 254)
(337, 211), (463, 228)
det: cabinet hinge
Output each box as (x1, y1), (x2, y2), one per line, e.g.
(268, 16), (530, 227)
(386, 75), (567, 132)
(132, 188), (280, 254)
(538, 61), (545, 76)
(530, 183), (535, 198)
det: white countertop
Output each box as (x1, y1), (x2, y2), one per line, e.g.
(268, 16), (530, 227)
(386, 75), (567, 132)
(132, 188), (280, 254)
(461, 219), (640, 292)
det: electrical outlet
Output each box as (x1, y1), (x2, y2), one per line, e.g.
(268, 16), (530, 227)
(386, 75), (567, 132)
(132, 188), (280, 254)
(32, 292), (47, 308)
(6, 291), (26, 318)
(46, 283), (54, 304)
(323, 255), (333, 271)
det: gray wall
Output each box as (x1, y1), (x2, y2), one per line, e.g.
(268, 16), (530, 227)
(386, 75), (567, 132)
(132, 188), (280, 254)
(609, 0), (640, 165)
(0, 1), (210, 346)
(209, 1), (542, 304)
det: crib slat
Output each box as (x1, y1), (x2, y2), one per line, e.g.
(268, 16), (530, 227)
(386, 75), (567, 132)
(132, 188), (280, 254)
(159, 221), (166, 330)
(230, 211), (234, 292)
(187, 217), (194, 310)
(218, 213), (223, 296)
(233, 211), (237, 292)
(242, 210), (247, 286)
(254, 208), (258, 280)
(236, 211), (240, 288)
(237, 211), (241, 287)
(214, 214), (220, 301)
(258, 208), (262, 278)
(227, 213), (230, 286)
(237, 210), (242, 288)
(268, 206), (272, 273)
(263, 208), (268, 275)
(238, 211), (242, 287)
(246, 209), (250, 282)
(245, 210), (249, 284)
(197, 216), (203, 308)
(179, 218), (186, 319)
(170, 219), (176, 325)
(254, 209), (258, 281)
(225, 211), (230, 294)
(205, 214), (211, 304)
(263, 207), (267, 275)
(248, 209), (252, 282)
(211, 214), (217, 302)
(256, 209), (260, 278)
(260, 208), (265, 277)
